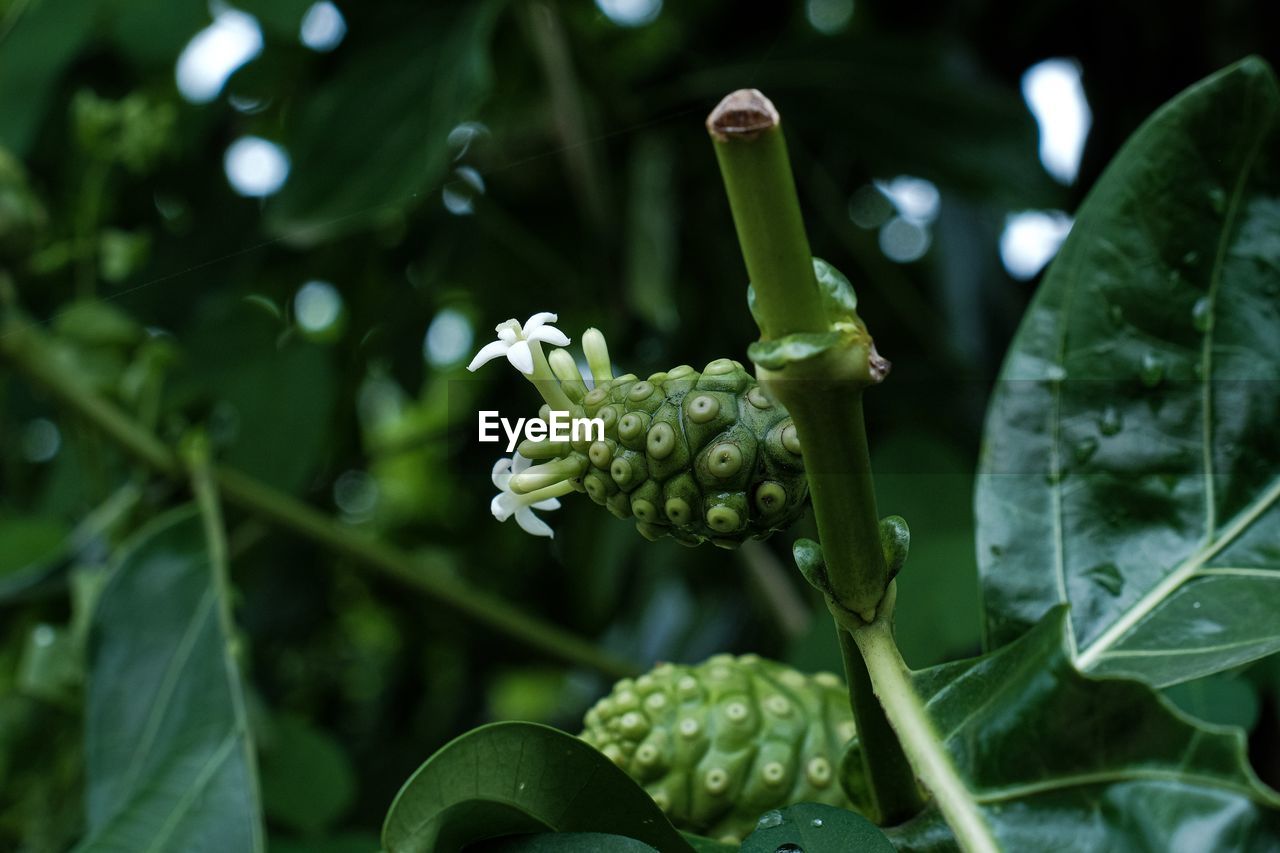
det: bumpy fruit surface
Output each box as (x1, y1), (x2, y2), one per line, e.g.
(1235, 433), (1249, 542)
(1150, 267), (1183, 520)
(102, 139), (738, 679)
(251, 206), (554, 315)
(531, 359), (808, 547)
(579, 654), (856, 842)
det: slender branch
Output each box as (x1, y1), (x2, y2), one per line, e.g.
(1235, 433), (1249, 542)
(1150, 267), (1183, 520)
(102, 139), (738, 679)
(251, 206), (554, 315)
(853, 591), (997, 853)
(0, 313), (639, 679)
(708, 89), (919, 823)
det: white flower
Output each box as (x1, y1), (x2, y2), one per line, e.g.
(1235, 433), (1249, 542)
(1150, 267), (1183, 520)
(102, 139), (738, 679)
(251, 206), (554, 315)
(467, 312), (570, 375)
(490, 453), (561, 538)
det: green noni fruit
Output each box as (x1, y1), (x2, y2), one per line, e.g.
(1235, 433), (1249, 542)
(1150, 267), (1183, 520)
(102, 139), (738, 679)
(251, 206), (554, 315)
(580, 654), (858, 842)
(523, 358), (809, 548)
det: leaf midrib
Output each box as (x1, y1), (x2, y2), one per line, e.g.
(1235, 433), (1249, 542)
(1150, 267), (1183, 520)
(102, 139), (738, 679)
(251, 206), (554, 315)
(974, 767), (1280, 807)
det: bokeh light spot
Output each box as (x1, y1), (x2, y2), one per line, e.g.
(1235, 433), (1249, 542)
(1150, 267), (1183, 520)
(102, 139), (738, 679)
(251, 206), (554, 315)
(175, 8), (263, 104)
(224, 136), (290, 197)
(294, 280), (343, 334)
(300, 1), (347, 52)
(848, 185), (894, 229)
(442, 166), (485, 216)
(876, 175), (941, 225)
(595, 0), (662, 27)
(1000, 210), (1073, 279)
(424, 308), (474, 368)
(879, 218), (931, 263)
(1022, 58), (1091, 184)
(334, 469), (379, 522)
(806, 0), (854, 34)
(21, 418), (61, 463)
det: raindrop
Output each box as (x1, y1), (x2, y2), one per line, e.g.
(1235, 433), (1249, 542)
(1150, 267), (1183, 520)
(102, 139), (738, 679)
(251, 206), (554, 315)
(1099, 405), (1123, 436)
(1085, 562), (1124, 596)
(1191, 297), (1213, 333)
(300, 1), (346, 52)
(757, 810), (784, 830)
(21, 418), (61, 462)
(1182, 250), (1200, 267)
(294, 280), (343, 335)
(810, 818), (825, 828)
(1073, 436), (1099, 465)
(879, 217), (930, 263)
(224, 136), (290, 197)
(33, 624), (56, 646)
(1192, 600), (1201, 609)
(442, 166), (485, 215)
(1045, 364), (1068, 382)
(806, 0), (853, 34)
(1139, 352), (1165, 388)
(775, 845), (804, 853)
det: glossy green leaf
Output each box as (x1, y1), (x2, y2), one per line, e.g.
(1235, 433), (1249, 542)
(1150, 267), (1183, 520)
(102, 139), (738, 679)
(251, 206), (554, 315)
(740, 802), (893, 852)
(76, 508), (264, 852)
(264, 2), (502, 240)
(885, 608), (1280, 850)
(470, 832), (659, 852)
(381, 721), (694, 853)
(976, 57), (1280, 686)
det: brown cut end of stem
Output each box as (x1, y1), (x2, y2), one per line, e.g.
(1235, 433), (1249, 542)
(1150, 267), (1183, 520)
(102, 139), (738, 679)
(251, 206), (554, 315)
(706, 88), (780, 142)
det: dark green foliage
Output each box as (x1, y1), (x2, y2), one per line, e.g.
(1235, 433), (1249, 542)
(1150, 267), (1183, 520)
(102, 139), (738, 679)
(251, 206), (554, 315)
(579, 654), (857, 841)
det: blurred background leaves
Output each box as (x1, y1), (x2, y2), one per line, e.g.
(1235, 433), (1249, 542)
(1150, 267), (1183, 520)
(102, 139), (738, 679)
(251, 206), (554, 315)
(1, 0), (1278, 848)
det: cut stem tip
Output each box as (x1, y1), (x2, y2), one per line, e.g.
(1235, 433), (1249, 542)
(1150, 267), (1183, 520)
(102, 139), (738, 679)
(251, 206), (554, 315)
(706, 89), (780, 142)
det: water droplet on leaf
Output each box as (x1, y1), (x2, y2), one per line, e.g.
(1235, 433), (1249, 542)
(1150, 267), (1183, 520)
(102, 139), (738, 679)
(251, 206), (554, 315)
(1139, 352), (1165, 388)
(1192, 297), (1213, 333)
(1074, 436), (1099, 464)
(757, 810), (784, 830)
(1099, 406), (1123, 436)
(1086, 562), (1124, 596)
(811, 818), (824, 828)
(1045, 364), (1067, 383)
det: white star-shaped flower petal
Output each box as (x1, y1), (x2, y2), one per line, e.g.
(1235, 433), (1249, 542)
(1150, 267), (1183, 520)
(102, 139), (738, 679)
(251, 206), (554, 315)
(489, 453), (561, 539)
(467, 313), (569, 375)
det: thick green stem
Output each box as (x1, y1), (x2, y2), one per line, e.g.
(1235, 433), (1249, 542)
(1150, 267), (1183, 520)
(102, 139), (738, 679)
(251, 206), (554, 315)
(853, 596), (997, 853)
(708, 89), (918, 824)
(707, 89), (828, 339)
(837, 625), (922, 825)
(789, 389), (890, 619)
(0, 314), (638, 679)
